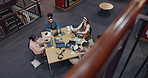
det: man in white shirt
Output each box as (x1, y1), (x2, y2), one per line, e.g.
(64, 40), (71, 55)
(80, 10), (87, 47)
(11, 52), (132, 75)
(69, 42), (91, 65)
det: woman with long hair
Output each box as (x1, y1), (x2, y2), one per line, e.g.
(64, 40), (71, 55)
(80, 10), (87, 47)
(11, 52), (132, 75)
(75, 17), (91, 39)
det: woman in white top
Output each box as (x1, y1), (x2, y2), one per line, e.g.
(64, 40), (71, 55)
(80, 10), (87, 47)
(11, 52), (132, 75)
(76, 17), (91, 39)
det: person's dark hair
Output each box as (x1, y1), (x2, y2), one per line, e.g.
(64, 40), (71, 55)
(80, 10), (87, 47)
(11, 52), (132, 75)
(82, 42), (89, 48)
(29, 34), (37, 41)
(47, 13), (53, 19)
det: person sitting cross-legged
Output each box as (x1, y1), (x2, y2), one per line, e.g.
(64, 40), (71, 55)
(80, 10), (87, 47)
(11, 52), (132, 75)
(28, 34), (48, 62)
(74, 17), (91, 39)
(69, 42), (91, 65)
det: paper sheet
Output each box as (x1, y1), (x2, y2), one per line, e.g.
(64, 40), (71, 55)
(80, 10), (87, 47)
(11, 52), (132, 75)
(71, 51), (75, 55)
(66, 25), (73, 32)
(74, 38), (81, 42)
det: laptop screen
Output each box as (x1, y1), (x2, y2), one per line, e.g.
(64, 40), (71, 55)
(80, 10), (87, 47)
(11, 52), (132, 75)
(47, 37), (53, 47)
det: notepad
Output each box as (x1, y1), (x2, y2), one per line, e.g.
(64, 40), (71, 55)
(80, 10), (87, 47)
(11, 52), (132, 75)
(31, 59), (41, 68)
(74, 38), (81, 42)
(71, 51), (75, 55)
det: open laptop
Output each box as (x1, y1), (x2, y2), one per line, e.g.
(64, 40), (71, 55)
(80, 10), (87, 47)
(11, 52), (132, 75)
(47, 37), (53, 47)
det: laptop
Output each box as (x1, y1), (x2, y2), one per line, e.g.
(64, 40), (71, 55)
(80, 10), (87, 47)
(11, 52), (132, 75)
(47, 37), (53, 47)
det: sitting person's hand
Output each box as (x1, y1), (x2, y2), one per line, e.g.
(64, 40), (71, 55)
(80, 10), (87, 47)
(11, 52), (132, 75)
(50, 30), (53, 33)
(45, 41), (49, 43)
(71, 29), (78, 33)
(78, 52), (83, 59)
(76, 31), (81, 34)
(57, 29), (61, 33)
(44, 44), (48, 48)
(42, 39), (49, 44)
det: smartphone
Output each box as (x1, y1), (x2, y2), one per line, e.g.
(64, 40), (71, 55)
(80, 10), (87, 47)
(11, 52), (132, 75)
(78, 36), (83, 39)
(45, 39), (48, 41)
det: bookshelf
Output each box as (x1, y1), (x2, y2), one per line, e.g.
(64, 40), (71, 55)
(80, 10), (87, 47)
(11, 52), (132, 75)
(55, 0), (83, 11)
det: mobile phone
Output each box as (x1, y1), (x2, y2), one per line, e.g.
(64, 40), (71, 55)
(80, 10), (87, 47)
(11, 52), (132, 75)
(78, 36), (83, 39)
(45, 39), (48, 41)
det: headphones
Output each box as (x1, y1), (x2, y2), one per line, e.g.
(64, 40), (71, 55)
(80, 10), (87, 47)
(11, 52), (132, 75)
(83, 17), (88, 21)
(48, 16), (53, 19)
(57, 49), (65, 59)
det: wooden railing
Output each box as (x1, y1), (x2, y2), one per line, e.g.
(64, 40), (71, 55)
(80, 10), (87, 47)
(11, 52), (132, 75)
(0, 0), (17, 9)
(0, 0), (41, 40)
(0, 0), (41, 21)
(64, 0), (148, 78)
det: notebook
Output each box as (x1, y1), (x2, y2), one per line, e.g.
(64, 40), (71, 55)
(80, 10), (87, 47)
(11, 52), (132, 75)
(56, 42), (65, 48)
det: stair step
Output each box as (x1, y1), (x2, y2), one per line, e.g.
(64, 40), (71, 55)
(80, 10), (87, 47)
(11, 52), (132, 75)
(7, 19), (19, 25)
(6, 19), (20, 26)
(0, 8), (10, 14)
(5, 17), (15, 23)
(14, 5), (39, 19)
(9, 24), (18, 30)
(2, 12), (13, 17)
(1, 9), (13, 16)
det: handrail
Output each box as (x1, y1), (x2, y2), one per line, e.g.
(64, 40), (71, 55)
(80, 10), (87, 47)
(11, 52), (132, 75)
(0, 0), (17, 9)
(63, 0), (147, 78)
(0, 0), (41, 21)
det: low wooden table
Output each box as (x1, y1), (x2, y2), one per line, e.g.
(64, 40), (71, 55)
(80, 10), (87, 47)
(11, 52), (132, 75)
(41, 27), (86, 75)
(98, 3), (113, 17)
(41, 28), (86, 64)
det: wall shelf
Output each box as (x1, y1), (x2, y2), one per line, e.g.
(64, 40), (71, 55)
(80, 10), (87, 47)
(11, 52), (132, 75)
(55, 0), (83, 11)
